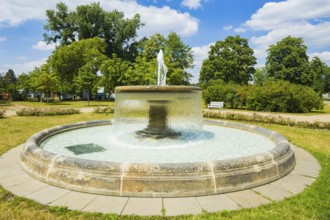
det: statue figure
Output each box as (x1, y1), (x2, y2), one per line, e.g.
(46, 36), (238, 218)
(157, 49), (167, 86)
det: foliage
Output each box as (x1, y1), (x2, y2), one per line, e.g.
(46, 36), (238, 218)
(29, 64), (60, 102)
(252, 67), (268, 86)
(136, 32), (194, 85)
(246, 80), (323, 113)
(73, 62), (99, 106)
(310, 56), (330, 94)
(99, 54), (131, 93)
(266, 36), (312, 86)
(203, 82), (248, 109)
(48, 37), (107, 96)
(204, 110), (330, 130)
(199, 35), (256, 85)
(16, 108), (80, 116)
(93, 106), (114, 114)
(44, 2), (143, 61)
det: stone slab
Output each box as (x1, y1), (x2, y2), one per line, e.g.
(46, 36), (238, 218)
(6, 178), (49, 196)
(49, 191), (97, 211)
(82, 195), (129, 214)
(163, 197), (202, 216)
(121, 198), (162, 216)
(0, 173), (34, 187)
(253, 183), (294, 201)
(197, 194), (240, 212)
(270, 173), (316, 194)
(26, 186), (70, 204)
(226, 190), (271, 208)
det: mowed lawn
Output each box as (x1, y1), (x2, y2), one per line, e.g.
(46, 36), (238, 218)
(0, 104), (329, 219)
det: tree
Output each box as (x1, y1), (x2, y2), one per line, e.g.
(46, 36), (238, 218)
(310, 56), (330, 95)
(253, 67), (268, 86)
(44, 2), (143, 61)
(199, 36), (256, 85)
(136, 32), (194, 85)
(48, 37), (107, 97)
(29, 65), (60, 102)
(74, 63), (99, 106)
(265, 36), (312, 86)
(100, 54), (131, 93)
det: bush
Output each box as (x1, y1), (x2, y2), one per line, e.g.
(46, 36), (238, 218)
(246, 80), (323, 113)
(93, 106), (114, 114)
(0, 110), (4, 119)
(203, 110), (330, 130)
(203, 83), (248, 109)
(16, 108), (80, 116)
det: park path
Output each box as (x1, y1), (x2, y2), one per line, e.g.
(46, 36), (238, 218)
(2, 106), (330, 123)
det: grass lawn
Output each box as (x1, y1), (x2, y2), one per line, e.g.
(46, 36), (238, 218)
(0, 100), (114, 111)
(0, 113), (329, 219)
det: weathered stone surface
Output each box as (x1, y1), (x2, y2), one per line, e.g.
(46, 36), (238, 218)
(197, 194), (240, 212)
(226, 190), (271, 208)
(163, 197), (202, 216)
(122, 198), (162, 216)
(82, 195), (128, 214)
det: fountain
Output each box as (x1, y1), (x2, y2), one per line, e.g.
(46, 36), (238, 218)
(20, 50), (295, 197)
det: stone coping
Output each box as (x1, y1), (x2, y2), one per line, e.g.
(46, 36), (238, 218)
(20, 119), (295, 197)
(0, 144), (320, 216)
(115, 85), (201, 93)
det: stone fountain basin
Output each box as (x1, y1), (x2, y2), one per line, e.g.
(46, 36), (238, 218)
(20, 119), (295, 198)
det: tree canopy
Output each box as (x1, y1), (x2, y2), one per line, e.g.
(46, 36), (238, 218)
(44, 2), (143, 61)
(199, 36), (256, 85)
(265, 36), (312, 86)
(310, 56), (330, 94)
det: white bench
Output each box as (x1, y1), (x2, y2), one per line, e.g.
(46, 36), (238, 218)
(208, 101), (224, 109)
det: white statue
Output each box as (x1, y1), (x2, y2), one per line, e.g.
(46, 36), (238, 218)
(157, 49), (167, 86)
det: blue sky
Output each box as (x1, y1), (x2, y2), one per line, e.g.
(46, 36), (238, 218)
(1, 0), (330, 83)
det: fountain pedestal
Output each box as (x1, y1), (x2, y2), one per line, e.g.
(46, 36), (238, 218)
(136, 100), (180, 139)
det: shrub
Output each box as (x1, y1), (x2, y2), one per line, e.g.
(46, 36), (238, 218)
(93, 106), (114, 114)
(203, 83), (248, 109)
(16, 108), (80, 116)
(246, 80), (323, 113)
(0, 110), (4, 118)
(203, 110), (330, 130)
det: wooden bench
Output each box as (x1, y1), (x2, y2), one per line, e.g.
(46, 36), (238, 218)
(208, 101), (224, 109)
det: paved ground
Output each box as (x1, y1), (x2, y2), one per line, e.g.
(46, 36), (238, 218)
(0, 144), (320, 216)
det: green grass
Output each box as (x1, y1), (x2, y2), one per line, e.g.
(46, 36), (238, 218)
(0, 113), (330, 219)
(0, 100), (114, 110)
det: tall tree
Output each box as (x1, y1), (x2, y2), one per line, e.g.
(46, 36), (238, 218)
(44, 2), (143, 61)
(265, 36), (312, 86)
(48, 37), (107, 96)
(74, 62), (99, 106)
(29, 65), (60, 102)
(199, 36), (256, 85)
(136, 32), (194, 85)
(310, 56), (330, 94)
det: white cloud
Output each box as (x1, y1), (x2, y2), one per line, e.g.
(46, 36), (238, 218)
(309, 51), (330, 64)
(240, 0), (330, 65)
(181, 0), (201, 10)
(0, 0), (199, 37)
(0, 37), (6, 42)
(2, 58), (47, 75)
(189, 43), (213, 83)
(32, 41), (56, 51)
(234, 27), (246, 33)
(245, 0), (330, 31)
(223, 25), (232, 31)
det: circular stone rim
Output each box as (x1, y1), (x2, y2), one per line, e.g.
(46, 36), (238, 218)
(20, 119), (296, 198)
(115, 85), (201, 93)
